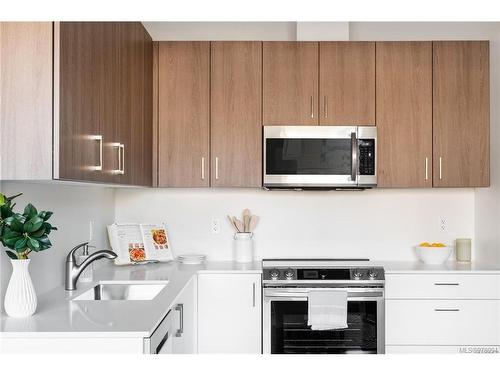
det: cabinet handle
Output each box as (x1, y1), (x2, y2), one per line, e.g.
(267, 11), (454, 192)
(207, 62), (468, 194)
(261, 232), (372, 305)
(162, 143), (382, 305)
(201, 157), (205, 180)
(111, 142), (123, 175)
(215, 157), (219, 180)
(425, 157), (429, 181)
(88, 135), (103, 171)
(175, 303), (184, 337)
(434, 283), (459, 286)
(310, 96), (314, 118)
(119, 144), (125, 175)
(324, 96), (328, 118)
(439, 157), (443, 180)
(434, 308), (460, 312)
(252, 282), (256, 307)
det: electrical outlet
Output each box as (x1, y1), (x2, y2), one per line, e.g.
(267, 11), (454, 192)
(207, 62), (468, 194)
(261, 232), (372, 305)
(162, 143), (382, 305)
(211, 219), (221, 234)
(439, 218), (447, 232)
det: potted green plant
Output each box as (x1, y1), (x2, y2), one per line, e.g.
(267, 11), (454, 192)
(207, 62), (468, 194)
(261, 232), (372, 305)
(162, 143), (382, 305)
(0, 192), (57, 317)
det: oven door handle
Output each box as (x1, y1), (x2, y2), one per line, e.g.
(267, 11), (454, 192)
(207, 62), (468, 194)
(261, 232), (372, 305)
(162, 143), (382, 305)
(264, 290), (384, 299)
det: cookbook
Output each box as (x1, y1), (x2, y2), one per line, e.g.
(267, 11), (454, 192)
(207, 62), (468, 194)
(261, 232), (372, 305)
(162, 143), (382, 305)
(107, 223), (173, 265)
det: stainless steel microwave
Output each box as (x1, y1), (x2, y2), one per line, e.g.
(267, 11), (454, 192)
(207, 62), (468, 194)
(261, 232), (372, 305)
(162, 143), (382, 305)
(263, 126), (377, 189)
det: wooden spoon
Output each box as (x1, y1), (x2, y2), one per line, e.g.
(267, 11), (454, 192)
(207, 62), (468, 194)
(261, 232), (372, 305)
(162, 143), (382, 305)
(242, 208), (251, 232)
(233, 217), (245, 233)
(248, 215), (259, 232)
(227, 215), (239, 232)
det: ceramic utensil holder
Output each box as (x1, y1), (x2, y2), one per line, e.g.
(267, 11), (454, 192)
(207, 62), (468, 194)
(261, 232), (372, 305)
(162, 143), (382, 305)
(234, 232), (254, 263)
(456, 238), (472, 262)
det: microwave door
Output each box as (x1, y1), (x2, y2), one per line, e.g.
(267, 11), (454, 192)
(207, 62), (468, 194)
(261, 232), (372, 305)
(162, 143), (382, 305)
(264, 126), (357, 188)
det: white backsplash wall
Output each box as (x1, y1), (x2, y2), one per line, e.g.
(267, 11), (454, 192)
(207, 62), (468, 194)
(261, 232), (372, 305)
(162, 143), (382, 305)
(115, 188), (474, 262)
(0, 182), (115, 311)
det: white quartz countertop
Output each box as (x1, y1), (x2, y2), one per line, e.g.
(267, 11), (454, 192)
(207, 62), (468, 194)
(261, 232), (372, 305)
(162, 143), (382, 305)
(1, 259), (498, 338)
(0, 261), (262, 339)
(379, 260), (500, 274)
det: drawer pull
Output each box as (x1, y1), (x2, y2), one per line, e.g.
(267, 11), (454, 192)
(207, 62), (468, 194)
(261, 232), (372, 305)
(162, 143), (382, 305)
(434, 283), (460, 286)
(434, 308), (460, 312)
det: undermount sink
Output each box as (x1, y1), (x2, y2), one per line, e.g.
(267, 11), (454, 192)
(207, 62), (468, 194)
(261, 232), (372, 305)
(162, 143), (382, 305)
(73, 281), (169, 301)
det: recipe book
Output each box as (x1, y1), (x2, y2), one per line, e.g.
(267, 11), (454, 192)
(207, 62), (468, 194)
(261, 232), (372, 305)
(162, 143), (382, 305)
(107, 223), (174, 265)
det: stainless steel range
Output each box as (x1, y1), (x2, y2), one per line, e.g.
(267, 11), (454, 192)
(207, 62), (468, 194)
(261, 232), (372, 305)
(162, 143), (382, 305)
(262, 259), (385, 354)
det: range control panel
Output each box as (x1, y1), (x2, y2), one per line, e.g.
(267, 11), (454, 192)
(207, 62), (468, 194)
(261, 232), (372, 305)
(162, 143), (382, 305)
(262, 267), (385, 282)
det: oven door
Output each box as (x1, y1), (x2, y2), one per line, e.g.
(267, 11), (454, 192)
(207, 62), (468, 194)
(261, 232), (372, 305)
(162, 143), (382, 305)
(263, 287), (385, 354)
(264, 126), (358, 188)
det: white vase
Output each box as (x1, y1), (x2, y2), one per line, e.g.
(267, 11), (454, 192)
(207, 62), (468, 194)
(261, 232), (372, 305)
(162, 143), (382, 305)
(4, 259), (37, 318)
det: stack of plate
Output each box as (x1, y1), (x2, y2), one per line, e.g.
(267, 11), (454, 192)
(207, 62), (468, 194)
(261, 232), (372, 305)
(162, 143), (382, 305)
(177, 254), (206, 265)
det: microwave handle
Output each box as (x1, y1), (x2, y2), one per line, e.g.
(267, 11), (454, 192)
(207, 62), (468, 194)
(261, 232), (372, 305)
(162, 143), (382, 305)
(351, 132), (358, 182)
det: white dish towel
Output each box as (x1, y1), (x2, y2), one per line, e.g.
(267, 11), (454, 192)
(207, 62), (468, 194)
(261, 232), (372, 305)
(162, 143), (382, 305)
(307, 290), (348, 330)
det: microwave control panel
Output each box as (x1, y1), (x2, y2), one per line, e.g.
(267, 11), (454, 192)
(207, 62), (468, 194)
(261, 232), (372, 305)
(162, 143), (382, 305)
(359, 139), (375, 175)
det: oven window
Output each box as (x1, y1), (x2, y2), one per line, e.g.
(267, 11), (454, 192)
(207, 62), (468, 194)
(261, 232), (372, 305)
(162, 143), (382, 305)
(270, 301), (377, 354)
(266, 139), (352, 175)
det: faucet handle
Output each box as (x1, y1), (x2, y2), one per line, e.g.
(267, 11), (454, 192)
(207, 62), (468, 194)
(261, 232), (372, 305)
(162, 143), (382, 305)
(67, 242), (89, 262)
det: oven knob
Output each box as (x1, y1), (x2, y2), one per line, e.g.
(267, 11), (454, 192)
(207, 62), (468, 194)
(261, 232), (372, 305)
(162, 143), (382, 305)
(269, 269), (280, 280)
(353, 269), (363, 280)
(368, 269), (378, 279)
(319, 269), (328, 280)
(284, 268), (295, 280)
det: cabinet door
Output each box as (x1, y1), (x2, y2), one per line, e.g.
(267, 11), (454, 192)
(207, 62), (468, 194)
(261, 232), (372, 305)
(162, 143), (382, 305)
(171, 277), (197, 354)
(141, 26), (154, 187)
(198, 273), (261, 353)
(211, 42), (262, 187)
(157, 42), (210, 187)
(59, 22), (104, 182)
(319, 42), (375, 125)
(263, 42), (318, 125)
(376, 42), (433, 187)
(100, 22), (120, 183)
(433, 41), (490, 187)
(0, 22), (53, 180)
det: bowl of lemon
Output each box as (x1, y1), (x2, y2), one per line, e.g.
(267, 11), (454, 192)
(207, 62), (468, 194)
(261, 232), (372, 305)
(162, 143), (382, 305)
(415, 242), (452, 265)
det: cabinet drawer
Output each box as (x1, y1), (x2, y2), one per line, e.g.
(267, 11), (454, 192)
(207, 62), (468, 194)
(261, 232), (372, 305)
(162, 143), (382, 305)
(386, 300), (500, 345)
(385, 273), (500, 299)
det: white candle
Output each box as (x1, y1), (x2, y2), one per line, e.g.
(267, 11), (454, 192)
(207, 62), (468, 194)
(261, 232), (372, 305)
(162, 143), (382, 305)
(455, 238), (471, 262)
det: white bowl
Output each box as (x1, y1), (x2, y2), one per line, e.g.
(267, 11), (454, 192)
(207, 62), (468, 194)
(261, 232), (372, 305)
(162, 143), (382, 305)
(415, 246), (452, 265)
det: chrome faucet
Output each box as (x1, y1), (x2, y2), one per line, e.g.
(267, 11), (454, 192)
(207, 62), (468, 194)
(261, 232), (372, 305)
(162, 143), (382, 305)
(65, 242), (117, 291)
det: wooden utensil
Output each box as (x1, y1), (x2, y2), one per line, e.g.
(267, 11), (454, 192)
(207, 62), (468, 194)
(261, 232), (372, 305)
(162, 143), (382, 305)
(242, 208), (251, 232)
(227, 215), (239, 232)
(248, 215), (259, 232)
(233, 216), (244, 233)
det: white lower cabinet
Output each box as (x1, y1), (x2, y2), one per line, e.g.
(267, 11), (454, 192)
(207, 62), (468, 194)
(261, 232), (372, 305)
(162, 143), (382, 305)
(171, 276), (197, 354)
(386, 299), (500, 345)
(197, 273), (262, 353)
(385, 273), (500, 353)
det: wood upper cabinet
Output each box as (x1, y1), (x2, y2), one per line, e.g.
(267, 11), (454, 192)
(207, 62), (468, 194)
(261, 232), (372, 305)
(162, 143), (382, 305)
(263, 42), (318, 125)
(433, 41), (490, 187)
(211, 42), (262, 187)
(112, 23), (153, 187)
(157, 42), (210, 187)
(376, 42), (433, 188)
(1, 22), (152, 185)
(58, 22), (104, 182)
(319, 42), (375, 125)
(0, 23), (53, 180)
